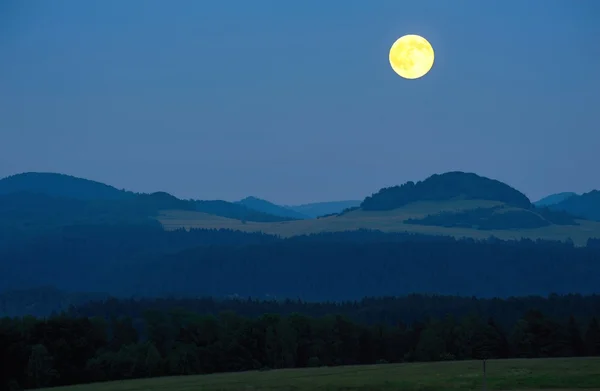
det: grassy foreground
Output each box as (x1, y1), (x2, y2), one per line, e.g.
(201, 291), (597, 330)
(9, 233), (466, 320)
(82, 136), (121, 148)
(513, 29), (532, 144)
(44, 357), (600, 391)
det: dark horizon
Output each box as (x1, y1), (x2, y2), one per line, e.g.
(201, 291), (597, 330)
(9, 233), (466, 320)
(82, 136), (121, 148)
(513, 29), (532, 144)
(0, 168), (587, 205)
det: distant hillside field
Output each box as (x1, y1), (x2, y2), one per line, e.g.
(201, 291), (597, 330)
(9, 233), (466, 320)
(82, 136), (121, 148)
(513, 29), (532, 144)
(159, 172), (600, 243)
(40, 357), (600, 391)
(4, 171), (599, 242)
(158, 199), (600, 246)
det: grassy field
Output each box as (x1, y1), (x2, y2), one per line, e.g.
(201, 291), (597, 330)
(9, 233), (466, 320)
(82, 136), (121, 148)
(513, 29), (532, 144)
(157, 200), (600, 246)
(43, 357), (600, 391)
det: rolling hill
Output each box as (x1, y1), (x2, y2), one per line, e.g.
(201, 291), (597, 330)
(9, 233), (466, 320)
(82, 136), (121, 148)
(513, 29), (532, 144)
(159, 172), (600, 245)
(361, 171), (532, 210)
(286, 200), (362, 218)
(549, 190), (600, 221)
(0, 172), (132, 200)
(0, 173), (293, 230)
(158, 199), (600, 246)
(3, 171), (599, 244)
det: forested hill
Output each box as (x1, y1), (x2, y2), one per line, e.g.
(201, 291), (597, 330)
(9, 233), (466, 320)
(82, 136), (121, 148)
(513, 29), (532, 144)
(0, 172), (132, 200)
(534, 192), (577, 207)
(0, 173), (293, 228)
(361, 172), (532, 211)
(287, 200), (362, 218)
(550, 190), (600, 221)
(236, 196), (308, 219)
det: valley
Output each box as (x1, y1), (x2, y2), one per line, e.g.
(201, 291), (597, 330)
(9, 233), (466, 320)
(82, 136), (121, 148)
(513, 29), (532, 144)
(158, 199), (600, 246)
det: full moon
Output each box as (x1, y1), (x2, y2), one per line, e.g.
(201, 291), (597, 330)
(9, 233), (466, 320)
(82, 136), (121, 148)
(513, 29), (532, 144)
(389, 34), (435, 79)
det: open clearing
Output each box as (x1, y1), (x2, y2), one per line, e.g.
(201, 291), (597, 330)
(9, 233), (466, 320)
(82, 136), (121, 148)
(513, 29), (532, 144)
(42, 357), (600, 391)
(158, 200), (600, 246)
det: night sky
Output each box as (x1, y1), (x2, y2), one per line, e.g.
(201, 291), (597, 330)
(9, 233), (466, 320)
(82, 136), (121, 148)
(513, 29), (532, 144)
(1, 0), (599, 204)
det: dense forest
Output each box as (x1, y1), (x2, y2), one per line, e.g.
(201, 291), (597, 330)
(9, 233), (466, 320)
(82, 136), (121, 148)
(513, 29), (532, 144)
(2, 225), (600, 300)
(2, 294), (600, 390)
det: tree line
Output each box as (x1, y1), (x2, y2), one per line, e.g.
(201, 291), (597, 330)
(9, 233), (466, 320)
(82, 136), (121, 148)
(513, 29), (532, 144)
(2, 225), (600, 301)
(1, 301), (600, 390)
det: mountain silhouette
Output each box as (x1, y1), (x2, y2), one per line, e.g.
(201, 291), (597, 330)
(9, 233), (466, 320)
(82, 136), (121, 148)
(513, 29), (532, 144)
(534, 192), (577, 207)
(361, 171), (532, 211)
(549, 190), (600, 221)
(0, 172), (132, 200)
(286, 200), (361, 218)
(237, 196), (309, 219)
(0, 173), (292, 229)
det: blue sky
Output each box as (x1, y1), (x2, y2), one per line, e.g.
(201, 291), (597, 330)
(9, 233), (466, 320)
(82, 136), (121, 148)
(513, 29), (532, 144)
(1, 0), (599, 204)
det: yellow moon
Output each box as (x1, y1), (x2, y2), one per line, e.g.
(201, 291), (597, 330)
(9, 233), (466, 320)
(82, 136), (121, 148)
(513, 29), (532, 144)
(389, 34), (435, 79)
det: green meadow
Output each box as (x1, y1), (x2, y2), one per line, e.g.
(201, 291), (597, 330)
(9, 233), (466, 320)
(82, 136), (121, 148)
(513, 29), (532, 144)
(43, 357), (600, 391)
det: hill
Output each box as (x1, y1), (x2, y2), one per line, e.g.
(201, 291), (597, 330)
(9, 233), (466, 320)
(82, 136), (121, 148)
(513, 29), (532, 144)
(361, 171), (531, 211)
(0, 173), (293, 231)
(534, 192), (577, 207)
(194, 200), (292, 222)
(237, 196), (309, 219)
(549, 190), (600, 221)
(2, 170), (597, 242)
(160, 201), (600, 245)
(286, 200), (361, 218)
(159, 172), (594, 242)
(0, 172), (132, 200)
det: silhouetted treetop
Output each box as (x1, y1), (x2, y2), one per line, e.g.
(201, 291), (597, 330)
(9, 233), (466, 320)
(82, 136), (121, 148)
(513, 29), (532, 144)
(361, 172), (532, 211)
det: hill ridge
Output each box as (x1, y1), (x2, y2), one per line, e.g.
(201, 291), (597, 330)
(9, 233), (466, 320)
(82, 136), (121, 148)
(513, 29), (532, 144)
(237, 196), (308, 220)
(361, 171), (532, 211)
(0, 172), (132, 200)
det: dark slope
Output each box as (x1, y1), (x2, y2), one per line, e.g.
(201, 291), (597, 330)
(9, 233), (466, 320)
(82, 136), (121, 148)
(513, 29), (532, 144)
(287, 200), (361, 218)
(0, 172), (132, 200)
(0, 173), (293, 228)
(534, 192), (577, 207)
(361, 172), (532, 211)
(237, 196), (308, 219)
(0, 191), (291, 234)
(549, 190), (600, 221)
(0, 192), (182, 233)
(195, 200), (294, 222)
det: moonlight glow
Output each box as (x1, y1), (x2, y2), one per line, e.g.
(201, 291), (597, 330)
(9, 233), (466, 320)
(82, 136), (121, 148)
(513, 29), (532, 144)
(389, 34), (435, 79)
